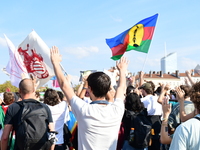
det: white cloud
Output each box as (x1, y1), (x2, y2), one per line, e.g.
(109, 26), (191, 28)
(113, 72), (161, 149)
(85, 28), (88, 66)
(110, 15), (122, 22)
(132, 56), (160, 67)
(179, 57), (198, 71)
(64, 46), (99, 58)
(0, 37), (6, 47)
(170, 45), (200, 57)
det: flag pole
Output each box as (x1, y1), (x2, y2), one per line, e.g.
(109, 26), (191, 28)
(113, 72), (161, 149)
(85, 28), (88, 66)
(60, 63), (68, 75)
(59, 63), (73, 87)
(141, 53), (149, 72)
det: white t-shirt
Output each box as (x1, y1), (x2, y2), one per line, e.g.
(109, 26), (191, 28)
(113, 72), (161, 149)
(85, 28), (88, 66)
(70, 96), (124, 150)
(169, 114), (200, 150)
(141, 95), (162, 115)
(83, 96), (92, 103)
(47, 101), (69, 144)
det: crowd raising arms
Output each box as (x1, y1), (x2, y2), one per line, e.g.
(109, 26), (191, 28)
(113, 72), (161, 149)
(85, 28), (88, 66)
(1, 44), (200, 150)
(50, 45), (129, 150)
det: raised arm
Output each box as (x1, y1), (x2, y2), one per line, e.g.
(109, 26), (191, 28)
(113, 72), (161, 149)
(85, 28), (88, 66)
(76, 81), (84, 96)
(139, 71), (144, 87)
(106, 85), (116, 103)
(185, 70), (195, 86)
(157, 84), (170, 104)
(78, 78), (89, 99)
(115, 57), (129, 100)
(160, 98), (172, 144)
(50, 46), (75, 102)
(127, 74), (136, 87)
(176, 86), (196, 122)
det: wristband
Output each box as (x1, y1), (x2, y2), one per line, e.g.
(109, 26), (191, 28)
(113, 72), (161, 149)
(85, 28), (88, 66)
(162, 123), (168, 126)
(83, 87), (87, 90)
(161, 117), (168, 121)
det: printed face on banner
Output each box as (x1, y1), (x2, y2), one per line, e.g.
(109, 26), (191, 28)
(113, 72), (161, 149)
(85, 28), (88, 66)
(18, 44), (49, 79)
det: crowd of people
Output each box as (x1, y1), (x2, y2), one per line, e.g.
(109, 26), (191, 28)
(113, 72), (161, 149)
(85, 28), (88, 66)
(0, 46), (199, 150)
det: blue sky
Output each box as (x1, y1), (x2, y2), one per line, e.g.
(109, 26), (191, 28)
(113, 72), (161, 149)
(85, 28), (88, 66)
(0, 1), (200, 87)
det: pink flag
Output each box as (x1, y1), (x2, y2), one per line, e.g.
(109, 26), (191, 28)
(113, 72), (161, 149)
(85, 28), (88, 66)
(52, 79), (60, 88)
(4, 34), (29, 88)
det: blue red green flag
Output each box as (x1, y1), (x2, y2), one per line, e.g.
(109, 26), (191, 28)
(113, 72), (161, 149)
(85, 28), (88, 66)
(106, 14), (158, 60)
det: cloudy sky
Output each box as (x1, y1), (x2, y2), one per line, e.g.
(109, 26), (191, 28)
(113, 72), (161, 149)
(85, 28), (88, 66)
(0, 1), (200, 87)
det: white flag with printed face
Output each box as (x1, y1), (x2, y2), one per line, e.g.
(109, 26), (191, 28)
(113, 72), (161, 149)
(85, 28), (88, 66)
(5, 34), (29, 88)
(17, 30), (55, 88)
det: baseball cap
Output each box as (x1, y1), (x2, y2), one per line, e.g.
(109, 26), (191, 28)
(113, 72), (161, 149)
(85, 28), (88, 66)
(139, 83), (152, 90)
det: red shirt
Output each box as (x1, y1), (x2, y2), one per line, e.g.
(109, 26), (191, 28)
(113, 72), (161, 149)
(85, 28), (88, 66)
(2, 105), (8, 114)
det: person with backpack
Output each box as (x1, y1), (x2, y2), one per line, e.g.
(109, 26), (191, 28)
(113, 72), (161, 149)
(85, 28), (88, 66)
(50, 46), (128, 150)
(1, 78), (56, 150)
(138, 72), (162, 150)
(122, 93), (151, 150)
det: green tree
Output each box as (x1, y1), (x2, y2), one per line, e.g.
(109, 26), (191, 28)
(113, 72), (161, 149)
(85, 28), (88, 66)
(0, 81), (19, 93)
(73, 84), (81, 92)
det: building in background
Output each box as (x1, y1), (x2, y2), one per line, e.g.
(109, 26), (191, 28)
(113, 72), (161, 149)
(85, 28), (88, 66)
(161, 52), (177, 74)
(135, 70), (200, 89)
(194, 64), (200, 75)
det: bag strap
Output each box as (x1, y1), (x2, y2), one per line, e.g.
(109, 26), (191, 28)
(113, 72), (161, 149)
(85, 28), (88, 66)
(128, 111), (138, 129)
(16, 100), (48, 125)
(22, 99), (40, 103)
(194, 116), (200, 121)
(90, 100), (109, 105)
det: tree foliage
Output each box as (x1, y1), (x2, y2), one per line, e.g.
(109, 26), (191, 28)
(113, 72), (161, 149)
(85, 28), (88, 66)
(0, 81), (19, 93)
(73, 84), (81, 92)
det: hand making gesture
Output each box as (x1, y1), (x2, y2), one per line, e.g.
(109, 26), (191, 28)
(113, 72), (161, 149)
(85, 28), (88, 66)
(116, 57), (129, 72)
(50, 46), (62, 65)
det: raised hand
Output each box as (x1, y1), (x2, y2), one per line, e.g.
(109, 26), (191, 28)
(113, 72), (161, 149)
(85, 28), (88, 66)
(116, 57), (129, 72)
(139, 71), (144, 79)
(50, 46), (62, 65)
(175, 86), (185, 102)
(161, 84), (170, 93)
(162, 97), (171, 118)
(185, 69), (193, 77)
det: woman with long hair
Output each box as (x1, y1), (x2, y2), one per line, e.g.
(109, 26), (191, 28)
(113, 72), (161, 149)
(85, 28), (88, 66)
(122, 93), (150, 150)
(44, 89), (69, 150)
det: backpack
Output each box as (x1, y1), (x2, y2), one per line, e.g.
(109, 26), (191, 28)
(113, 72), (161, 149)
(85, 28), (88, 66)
(128, 109), (152, 149)
(63, 123), (72, 150)
(15, 99), (52, 150)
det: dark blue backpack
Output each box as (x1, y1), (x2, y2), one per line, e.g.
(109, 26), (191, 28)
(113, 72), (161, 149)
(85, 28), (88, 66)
(128, 109), (152, 149)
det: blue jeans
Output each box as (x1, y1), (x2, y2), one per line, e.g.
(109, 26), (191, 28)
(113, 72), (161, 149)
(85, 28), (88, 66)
(122, 140), (148, 150)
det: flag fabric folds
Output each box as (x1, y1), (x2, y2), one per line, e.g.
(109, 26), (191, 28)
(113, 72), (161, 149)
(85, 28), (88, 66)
(17, 31), (55, 88)
(106, 14), (158, 60)
(67, 111), (78, 136)
(5, 31), (55, 88)
(51, 76), (60, 88)
(4, 35), (29, 88)
(52, 80), (60, 88)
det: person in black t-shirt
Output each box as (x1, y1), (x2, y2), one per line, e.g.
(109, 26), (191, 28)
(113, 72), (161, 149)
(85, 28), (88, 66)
(1, 78), (55, 150)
